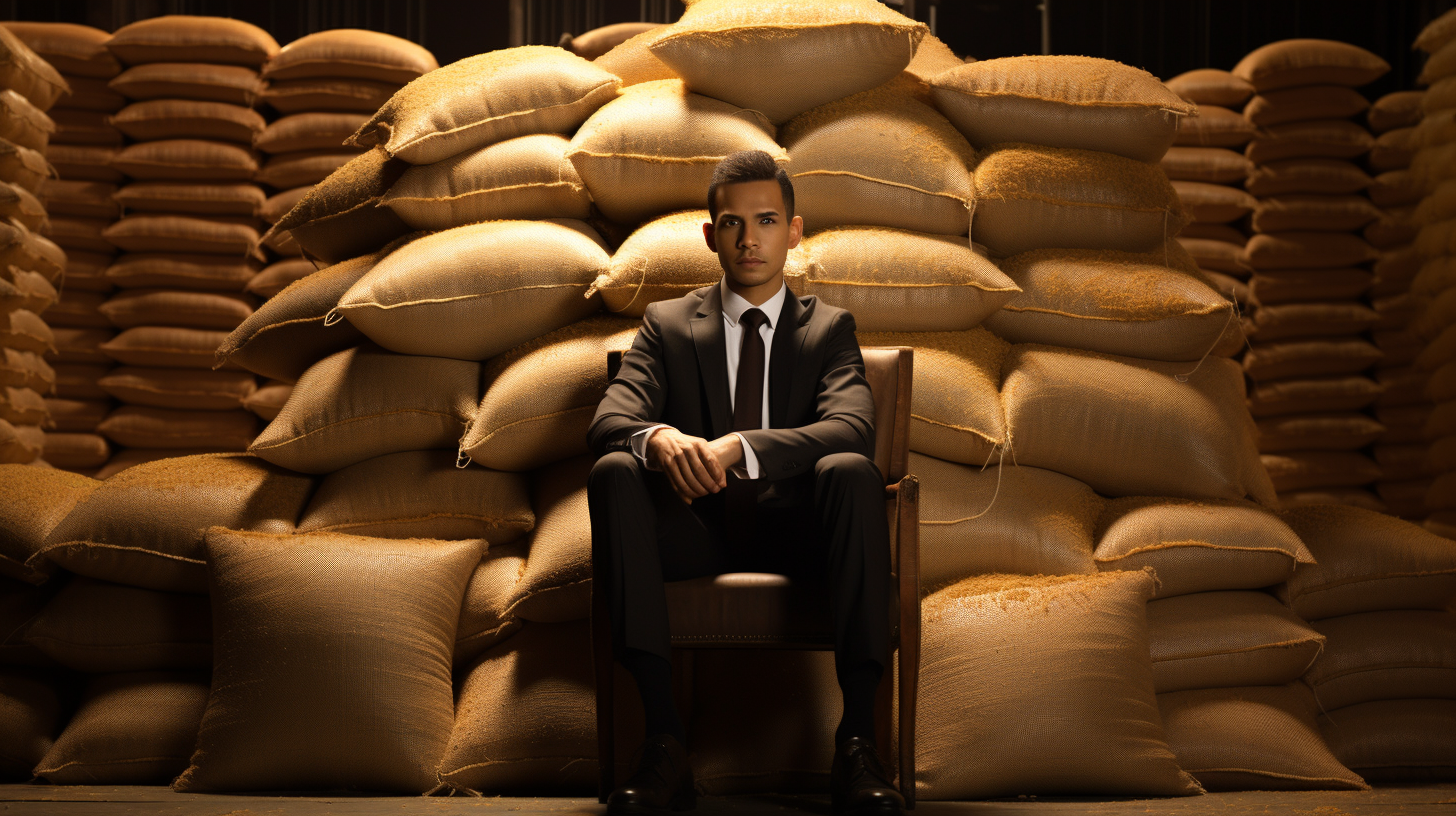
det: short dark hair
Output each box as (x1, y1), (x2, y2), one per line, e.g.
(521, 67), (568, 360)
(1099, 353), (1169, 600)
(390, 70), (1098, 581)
(707, 149), (794, 222)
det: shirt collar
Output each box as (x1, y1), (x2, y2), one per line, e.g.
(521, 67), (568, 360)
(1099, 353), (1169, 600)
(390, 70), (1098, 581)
(720, 277), (787, 329)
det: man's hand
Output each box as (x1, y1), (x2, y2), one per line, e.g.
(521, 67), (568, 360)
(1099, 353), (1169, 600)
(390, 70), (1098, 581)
(646, 428), (746, 501)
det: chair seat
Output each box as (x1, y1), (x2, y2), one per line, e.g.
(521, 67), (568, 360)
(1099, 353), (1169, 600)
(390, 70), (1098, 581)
(665, 572), (900, 647)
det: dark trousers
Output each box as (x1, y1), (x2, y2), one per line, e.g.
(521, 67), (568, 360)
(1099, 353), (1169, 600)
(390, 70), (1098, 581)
(587, 450), (892, 674)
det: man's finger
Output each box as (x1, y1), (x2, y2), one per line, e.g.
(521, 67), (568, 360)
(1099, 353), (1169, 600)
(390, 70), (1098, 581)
(696, 440), (725, 484)
(672, 450), (711, 497)
(683, 445), (719, 494)
(662, 454), (696, 498)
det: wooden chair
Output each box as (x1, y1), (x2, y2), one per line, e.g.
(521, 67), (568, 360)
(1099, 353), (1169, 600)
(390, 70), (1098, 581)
(592, 346), (921, 807)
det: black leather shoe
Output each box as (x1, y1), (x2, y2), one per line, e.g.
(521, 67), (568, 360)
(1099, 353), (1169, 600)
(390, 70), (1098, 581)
(831, 737), (905, 816)
(606, 734), (696, 815)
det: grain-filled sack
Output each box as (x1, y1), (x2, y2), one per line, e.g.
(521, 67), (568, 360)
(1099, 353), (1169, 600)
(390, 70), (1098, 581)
(0, 90), (52, 152)
(106, 254), (259, 292)
(1249, 376), (1382, 417)
(0, 181), (47, 230)
(1165, 68), (1254, 107)
(261, 77), (399, 114)
(454, 540), (526, 664)
(0, 272), (56, 316)
(243, 381), (290, 422)
(41, 399), (108, 433)
(33, 453), (311, 593)
(334, 219), (607, 361)
(1159, 684), (1369, 792)
(1306, 611), (1456, 710)
(1251, 269), (1373, 306)
(23, 577), (210, 671)
(566, 21), (663, 61)
(596, 28), (677, 87)
(0, 386), (46, 426)
(0, 669), (62, 780)
(647, 0), (925, 125)
(1146, 591), (1323, 692)
(917, 571), (1201, 800)
(42, 432), (110, 469)
(1257, 414), (1385, 453)
(110, 99), (264, 144)
(1246, 157), (1372, 196)
(1174, 105), (1255, 149)
(0, 348), (54, 395)
(1251, 194), (1380, 234)
(256, 150), (357, 189)
(1319, 699), (1456, 782)
(1242, 232), (1377, 271)
(255, 111), (368, 154)
(982, 246), (1233, 362)
(97, 367), (256, 411)
(109, 62), (262, 105)
(503, 456), (594, 623)
(1094, 496), (1311, 597)
(0, 139), (53, 192)
(1245, 85), (1370, 127)
(268, 148), (411, 266)
(1278, 504), (1456, 619)
(1233, 39), (1389, 91)
(1265, 452), (1382, 493)
(972, 144), (1187, 256)
(42, 215), (110, 254)
(1371, 127), (1421, 173)
(912, 453), (1099, 589)
(1172, 181), (1256, 223)
(857, 327), (1007, 465)
(780, 87), (974, 235)
(39, 180), (118, 219)
(1369, 90), (1425, 134)
(250, 345), (481, 474)
(566, 79), (785, 225)
(0, 465), (97, 584)
(99, 290), (255, 331)
(1245, 120), (1376, 165)
(58, 76), (125, 112)
(263, 29), (437, 84)
(0, 27), (68, 111)
(174, 529), (478, 793)
(113, 181), (264, 216)
(0, 310), (53, 355)
(46, 144), (122, 182)
(33, 671), (209, 785)
(98, 407), (257, 451)
(350, 45), (619, 165)
(0, 419), (42, 464)
(1250, 303), (1378, 342)
(1002, 345), (1273, 503)
(460, 315), (639, 472)
(111, 139), (259, 182)
(1, 21), (117, 78)
(1160, 147), (1251, 184)
(261, 186), (311, 224)
(1176, 237), (1246, 275)
(382, 133), (590, 230)
(246, 258), (314, 299)
(105, 15), (278, 67)
(1243, 338), (1383, 382)
(297, 450), (533, 542)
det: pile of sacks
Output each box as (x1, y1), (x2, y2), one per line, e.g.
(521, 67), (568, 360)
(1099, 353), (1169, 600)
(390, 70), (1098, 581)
(0, 27), (65, 467)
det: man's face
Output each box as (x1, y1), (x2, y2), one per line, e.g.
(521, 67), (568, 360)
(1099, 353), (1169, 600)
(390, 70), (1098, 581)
(703, 179), (803, 300)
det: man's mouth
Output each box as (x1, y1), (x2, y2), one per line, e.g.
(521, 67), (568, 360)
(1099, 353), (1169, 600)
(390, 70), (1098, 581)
(738, 257), (764, 266)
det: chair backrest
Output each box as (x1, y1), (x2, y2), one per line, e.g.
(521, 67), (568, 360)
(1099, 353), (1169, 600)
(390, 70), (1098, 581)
(605, 345), (913, 484)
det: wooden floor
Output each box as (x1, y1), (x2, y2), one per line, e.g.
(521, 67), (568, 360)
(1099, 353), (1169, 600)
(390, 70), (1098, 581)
(0, 784), (1453, 816)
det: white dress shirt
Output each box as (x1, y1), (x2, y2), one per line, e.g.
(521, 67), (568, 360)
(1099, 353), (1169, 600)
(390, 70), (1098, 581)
(630, 278), (787, 479)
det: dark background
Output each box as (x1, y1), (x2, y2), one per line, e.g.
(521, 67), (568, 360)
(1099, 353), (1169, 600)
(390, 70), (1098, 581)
(5, 0), (1454, 98)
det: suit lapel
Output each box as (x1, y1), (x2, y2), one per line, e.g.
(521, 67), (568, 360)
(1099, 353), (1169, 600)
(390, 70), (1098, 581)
(690, 285), (730, 439)
(770, 291), (810, 429)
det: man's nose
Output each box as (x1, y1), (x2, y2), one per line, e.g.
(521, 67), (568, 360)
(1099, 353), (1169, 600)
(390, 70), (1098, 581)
(737, 226), (757, 248)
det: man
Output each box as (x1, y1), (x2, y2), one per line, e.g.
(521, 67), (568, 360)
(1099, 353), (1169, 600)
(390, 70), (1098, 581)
(587, 149), (900, 816)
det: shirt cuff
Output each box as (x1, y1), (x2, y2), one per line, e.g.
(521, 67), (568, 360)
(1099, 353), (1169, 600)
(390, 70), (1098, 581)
(630, 425), (670, 469)
(731, 432), (760, 480)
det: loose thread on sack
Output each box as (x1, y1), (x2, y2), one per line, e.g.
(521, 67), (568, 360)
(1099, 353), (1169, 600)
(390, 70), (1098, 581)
(1173, 293), (1242, 383)
(954, 444), (1009, 522)
(323, 308), (343, 327)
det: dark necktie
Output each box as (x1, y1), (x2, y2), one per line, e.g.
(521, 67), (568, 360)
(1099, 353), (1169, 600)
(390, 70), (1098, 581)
(727, 308), (768, 532)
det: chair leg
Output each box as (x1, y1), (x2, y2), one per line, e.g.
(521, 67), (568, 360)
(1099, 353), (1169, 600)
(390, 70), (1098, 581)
(874, 653), (894, 770)
(592, 582), (615, 802)
(899, 620), (919, 808)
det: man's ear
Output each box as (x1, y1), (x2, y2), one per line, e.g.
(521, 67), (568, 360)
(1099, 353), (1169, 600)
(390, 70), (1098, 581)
(703, 220), (718, 252)
(787, 214), (804, 249)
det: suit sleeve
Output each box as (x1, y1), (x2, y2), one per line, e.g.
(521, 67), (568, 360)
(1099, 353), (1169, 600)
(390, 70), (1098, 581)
(587, 303), (670, 457)
(737, 309), (876, 481)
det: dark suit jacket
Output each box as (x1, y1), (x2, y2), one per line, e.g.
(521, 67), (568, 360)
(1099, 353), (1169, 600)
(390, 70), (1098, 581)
(588, 282), (876, 507)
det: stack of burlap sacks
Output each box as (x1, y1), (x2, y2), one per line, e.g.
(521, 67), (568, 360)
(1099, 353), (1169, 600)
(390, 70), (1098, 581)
(2, 23), (118, 474)
(0, 27), (64, 468)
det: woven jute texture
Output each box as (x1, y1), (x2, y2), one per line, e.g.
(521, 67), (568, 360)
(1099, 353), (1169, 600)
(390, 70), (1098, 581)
(1256, 413), (1386, 454)
(296, 449), (534, 543)
(917, 571), (1202, 799)
(1264, 451), (1383, 493)
(648, 0), (924, 125)
(100, 290), (255, 331)
(0, 309), (52, 355)
(857, 326), (1007, 465)
(1247, 85), (1370, 127)
(0, 668), (62, 781)
(34, 671), (209, 785)
(34, 453), (312, 593)
(256, 111), (369, 154)
(1174, 180), (1257, 222)
(1242, 231), (1378, 271)
(0, 347), (54, 395)
(1159, 684), (1369, 792)
(912, 453), (1100, 591)
(0, 140), (54, 193)
(108, 62), (263, 106)
(0, 90), (54, 153)
(349, 45), (619, 165)
(263, 29), (437, 84)
(1277, 504), (1456, 620)
(503, 455), (594, 624)
(23, 577), (210, 672)
(113, 181), (265, 217)
(461, 315), (639, 472)
(0, 464), (96, 585)
(1175, 105), (1257, 149)
(173, 529), (478, 793)
(799, 227), (1016, 332)
(1243, 338), (1383, 382)
(1249, 268), (1375, 307)
(566, 79), (785, 225)
(0, 419), (42, 464)
(105, 15), (278, 67)
(96, 406), (259, 451)
(269, 148), (411, 266)
(110, 99), (265, 143)
(437, 620), (647, 794)
(0, 385), (44, 426)
(0, 27), (68, 111)
(781, 86), (973, 235)
(595, 28), (677, 87)
(1245, 120), (1376, 165)
(260, 77), (397, 115)
(110, 139), (259, 182)
(382, 133), (591, 230)
(0, 181), (48, 228)
(1094, 496), (1311, 598)
(249, 344), (482, 475)
(334, 219), (608, 361)
(1306, 610), (1456, 710)
(100, 327), (234, 370)
(1002, 344), (1274, 503)
(1146, 591), (1324, 693)
(973, 144), (1186, 257)
(932, 56), (1192, 163)
(105, 253), (261, 292)
(982, 245), (1233, 362)
(97, 367), (257, 411)
(1165, 69), (1254, 107)
(455, 540), (527, 666)
(1233, 39), (1389, 92)
(1319, 699), (1456, 782)
(256, 151), (356, 189)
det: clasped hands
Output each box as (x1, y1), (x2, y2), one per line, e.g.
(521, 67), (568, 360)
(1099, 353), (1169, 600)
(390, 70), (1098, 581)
(646, 427), (744, 503)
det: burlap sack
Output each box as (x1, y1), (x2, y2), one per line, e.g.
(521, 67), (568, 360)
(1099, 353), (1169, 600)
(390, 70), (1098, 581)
(461, 315), (639, 472)
(1250, 303), (1379, 342)
(43, 216), (111, 255)
(50, 105), (123, 143)
(1249, 376), (1382, 418)
(99, 290), (255, 332)
(972, 144), (1187, 257)
(1246, 158), (1371, 197)
(595, 28), (677, 87)
(382, 133), (590, 230)
(0, 669), (62, 780)
(110, 99), (264, 144)
(0, 310), (53, 355)
(113, 181), (264, 217)
(1417, 219), (1456, 261)
(0, 348), (54, 395)
(111, 139), (259, 182)
(912, 453), (1099, 589)
(41, 432), (110, 469)
(1242, 232), (1377, 271)
(1165, 69), (1254, 107)
(500, 455), (595, 624)
(46, 144), (122, 183)
(349, 45), (619, 165)
(1250, 268), (1373, 306)
(0, 579), (52, 666)
(0, 90), (52, 153)
(334, 219), (606, 361)
(0, 272), (55, 315)
(1146, 591), (1324, 692)
(41, 398), (108, 433)
(1306, 610), (1456, 710)
(108, 62), (263, 106)
(23, 577), (210, 672)
(1319, 699), (1456, 782)
(0, 465), (96, 585)
(0, 27), (68, 111)
(1372, 127), (1420, 173)
(1369, 90), (1425, 134)
(263, 29), (437, 84)
(103, 214), (262, 257)
(1002, 345), (1273, 503)
(1245, 120), (1376, 165)
(1176, 237), (1246, 275)
(105, 15), (278, 67)
(1173, 181), (1256, 224)
(1159, 684), (1368, 792)
(1243, 338), (1383, 382)
(1174, 105), (1256, 149)
(33, 671), (209, 785)
(261, 187), (312, 224)
(1257, 414), (1386, 454)
(1233, 39), (1389, 91)
(255, 111), (368, 154)
(1251, 194), (1381, 235)
(97, 406), (258, 451)
(0, 181), (47, 230)
(0, 139), (53, 192)
(297, 450), (533, 543)
(781, 87), (973, 235)
(1, 21), (118, 79)
(1375, 173), (1427, 212)
(245, 259), (315, 299)
(242, 381), (290, 422)
(1266, 451), (1383, 493)
(0, 386), (45, 427)
(96, 367), (255, 411)
(566, 79), (786, 225)
(455, 540), (527, 665)
(437, 620), (647, 794)
(256, 150), (357, 189)
(56, 76), (125, 112)
(267, 148), (411, 265)
(1246, 85), (1370, 127)
(857, 327), (1007, 465)
(567, 22), (663, 61)
(1094, 496), (1311, 598)
(40, 176), (119, 217)
(648, 0), (924, 125)
(589, 210), (757, 316)
(174, 529), (478, 793)
(1381, 403), (1435, 444)
(917, 571), (1201, 799)
(42, 291), (110, 330)
(101, 327), (234, 369)
(105, 254), (259, 293)
(261, 77), (398, 115)
(0, 419), (42, 464)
